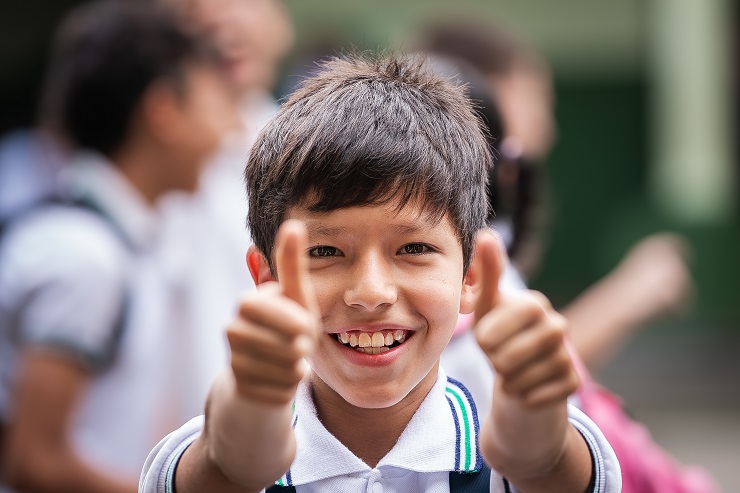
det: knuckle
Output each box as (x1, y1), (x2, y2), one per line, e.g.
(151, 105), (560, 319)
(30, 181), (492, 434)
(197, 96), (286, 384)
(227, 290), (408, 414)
(556, 349), (573, 371)
(567, 369), (581, 392)
(541, 322), (566, 348)
(474, 323), (497, 353)
(528, 290), (553, 310)
(516, 294), (547, 319)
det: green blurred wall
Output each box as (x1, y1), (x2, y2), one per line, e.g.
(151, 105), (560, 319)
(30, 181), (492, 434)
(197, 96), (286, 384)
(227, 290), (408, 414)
(284, 0), (740, 331)
(0, 0), (736, 330)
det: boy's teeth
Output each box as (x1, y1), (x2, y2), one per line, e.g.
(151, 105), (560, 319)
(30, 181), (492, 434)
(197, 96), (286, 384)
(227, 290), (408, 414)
(337, 330), (408, 351)
(356, 346), (390, 355)
(371, 332), (385, 347)
(358, 333), (372, 348)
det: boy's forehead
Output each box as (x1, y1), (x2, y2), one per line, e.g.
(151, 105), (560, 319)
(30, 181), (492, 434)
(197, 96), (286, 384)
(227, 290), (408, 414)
(284, 200), (454, 236)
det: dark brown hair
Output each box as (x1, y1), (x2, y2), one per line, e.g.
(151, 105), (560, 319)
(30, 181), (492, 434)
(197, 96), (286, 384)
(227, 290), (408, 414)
(41, 0), (222, 157)
(245, 53), (492, 273)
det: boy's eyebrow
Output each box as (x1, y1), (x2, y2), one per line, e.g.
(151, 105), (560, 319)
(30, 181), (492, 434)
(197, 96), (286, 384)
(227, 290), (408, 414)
(305, 219), (435, 238)
(306, 224), (348, 237)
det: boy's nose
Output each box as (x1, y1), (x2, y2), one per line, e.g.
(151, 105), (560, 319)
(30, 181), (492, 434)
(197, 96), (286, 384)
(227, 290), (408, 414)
(343, 252), (398, 311)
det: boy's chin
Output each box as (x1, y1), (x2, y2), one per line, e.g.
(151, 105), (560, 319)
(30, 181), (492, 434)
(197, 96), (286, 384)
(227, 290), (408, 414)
(311, 367), (439, 411)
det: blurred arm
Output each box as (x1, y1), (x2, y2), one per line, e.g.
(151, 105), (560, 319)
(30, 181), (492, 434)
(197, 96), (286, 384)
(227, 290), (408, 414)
(564, 234), (692, 372)
(2, 350), (136, 493)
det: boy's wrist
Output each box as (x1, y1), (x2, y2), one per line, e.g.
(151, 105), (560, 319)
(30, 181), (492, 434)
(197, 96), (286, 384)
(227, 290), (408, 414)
(482, 383), (572, 478)
(501, 424), (593, 493)
(205, 370), (297, 489)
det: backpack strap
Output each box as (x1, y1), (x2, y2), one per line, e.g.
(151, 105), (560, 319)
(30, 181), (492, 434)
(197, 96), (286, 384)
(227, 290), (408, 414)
(1, 195), (133, 371)
(266, 485), (296, 493)
(448, 463), (510, 493)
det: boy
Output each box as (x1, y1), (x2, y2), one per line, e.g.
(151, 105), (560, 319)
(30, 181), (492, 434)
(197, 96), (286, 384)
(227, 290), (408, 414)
(0, 1), (239, 492)
(140, 54), (621, 492)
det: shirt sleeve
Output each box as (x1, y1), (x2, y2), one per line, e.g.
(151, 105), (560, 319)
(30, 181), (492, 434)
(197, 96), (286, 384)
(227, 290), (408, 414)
(567, 404), (622, 493)
(139, 416), (204, 493)
(2, 209), (128, 370)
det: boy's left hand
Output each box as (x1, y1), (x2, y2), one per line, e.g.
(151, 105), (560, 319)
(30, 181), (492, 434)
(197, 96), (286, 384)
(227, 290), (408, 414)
(473, 231), (579, 408)
(472, 232), (591, 489)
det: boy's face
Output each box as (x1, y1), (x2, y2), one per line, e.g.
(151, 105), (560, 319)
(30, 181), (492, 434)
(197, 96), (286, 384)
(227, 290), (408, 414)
(283, 199), (477, 409)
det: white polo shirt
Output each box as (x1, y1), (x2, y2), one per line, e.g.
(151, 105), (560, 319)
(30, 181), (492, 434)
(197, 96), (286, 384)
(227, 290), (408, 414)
(139, 369), (622, 493)
(0, 152), (194, 482)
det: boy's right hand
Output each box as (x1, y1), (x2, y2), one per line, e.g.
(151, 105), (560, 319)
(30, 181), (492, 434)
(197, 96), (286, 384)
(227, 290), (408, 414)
(226, 220), (320, 405)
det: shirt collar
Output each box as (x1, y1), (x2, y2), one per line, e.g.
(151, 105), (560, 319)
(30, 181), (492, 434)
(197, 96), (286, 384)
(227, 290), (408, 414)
(60, 151), (160, 251)
(277, 368), (484, 487)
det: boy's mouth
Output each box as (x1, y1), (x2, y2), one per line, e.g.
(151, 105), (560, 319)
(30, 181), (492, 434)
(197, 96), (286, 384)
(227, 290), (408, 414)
(334, 330), (409, 355)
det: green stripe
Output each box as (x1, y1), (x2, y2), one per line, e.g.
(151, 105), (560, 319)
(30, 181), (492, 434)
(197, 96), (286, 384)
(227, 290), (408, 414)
(446, 386), (473, 471)
(276, 477), (285, 486)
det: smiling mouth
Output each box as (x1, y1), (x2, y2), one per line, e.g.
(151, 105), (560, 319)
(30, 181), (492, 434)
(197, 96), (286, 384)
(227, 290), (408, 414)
(334, 330), (409, 355)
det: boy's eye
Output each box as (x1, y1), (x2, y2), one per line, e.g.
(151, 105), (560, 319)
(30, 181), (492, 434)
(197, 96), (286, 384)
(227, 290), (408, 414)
(309, 245), (340, 257)
(400, 243), (430, 255)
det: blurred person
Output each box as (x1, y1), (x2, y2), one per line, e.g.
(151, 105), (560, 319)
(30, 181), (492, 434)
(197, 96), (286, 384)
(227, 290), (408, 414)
(419, 21), (694, 373)
(422, 22), (719, 493)
(149, 0), (295, 410)
(0, 1), (239, 492)
(0, 130), (69, 233)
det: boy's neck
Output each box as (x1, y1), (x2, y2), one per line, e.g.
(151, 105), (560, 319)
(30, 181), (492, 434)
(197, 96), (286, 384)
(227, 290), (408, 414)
(310, 365), (440, 468)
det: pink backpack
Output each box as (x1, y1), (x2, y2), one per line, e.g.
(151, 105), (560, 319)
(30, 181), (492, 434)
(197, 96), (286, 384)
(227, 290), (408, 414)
(570, 345), (720, 493)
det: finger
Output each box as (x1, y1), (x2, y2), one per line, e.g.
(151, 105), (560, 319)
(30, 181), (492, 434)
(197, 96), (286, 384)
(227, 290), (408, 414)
(238, 290), (317, 340)
(231, 352), (307, 389)
(488, 313), (567, 377)
(500, 347), (573, 396)
(227, 320), (313, 366)
(474, 230), (504, 323)
(275, 220), (319, 317)
(522, 369), (580, 408)
(475, 292), (547, 354)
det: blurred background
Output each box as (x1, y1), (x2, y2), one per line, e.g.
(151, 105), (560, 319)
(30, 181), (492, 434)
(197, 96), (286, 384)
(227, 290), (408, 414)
(1, 0), (738, 489)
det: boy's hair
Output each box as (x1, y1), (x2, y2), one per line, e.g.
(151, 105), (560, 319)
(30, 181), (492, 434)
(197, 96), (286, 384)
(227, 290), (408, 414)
(246, 53), (493, 274)
(41, 0), (222, 158)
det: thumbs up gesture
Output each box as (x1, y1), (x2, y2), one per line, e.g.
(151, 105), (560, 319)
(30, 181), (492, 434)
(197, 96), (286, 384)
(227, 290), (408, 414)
(472, 231), (579, 408)
(226, 220), (320, 405)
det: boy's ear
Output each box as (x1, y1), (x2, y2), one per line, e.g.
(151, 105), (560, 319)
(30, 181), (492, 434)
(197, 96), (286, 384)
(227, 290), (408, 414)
(246, 245), (275, 285)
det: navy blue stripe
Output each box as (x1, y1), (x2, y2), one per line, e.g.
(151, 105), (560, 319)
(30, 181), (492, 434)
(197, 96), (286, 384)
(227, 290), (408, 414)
(447, 377), (483, 471)
(504, 477), (512, 493)
(446, 393), (462, 471)
(283, 414), (299, 485)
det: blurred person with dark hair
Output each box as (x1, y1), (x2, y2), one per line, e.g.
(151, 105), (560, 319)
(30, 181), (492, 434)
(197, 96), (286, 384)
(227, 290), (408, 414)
(150, 0), (295, 410)
(0, 1), (239, 492)
(420, 20), (693, 374)
(423, 22), (719, 493)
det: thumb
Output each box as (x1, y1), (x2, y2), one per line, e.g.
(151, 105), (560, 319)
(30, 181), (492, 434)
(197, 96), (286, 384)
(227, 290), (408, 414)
(473, 230), (504, 323)
(275, 219), (320, 317)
